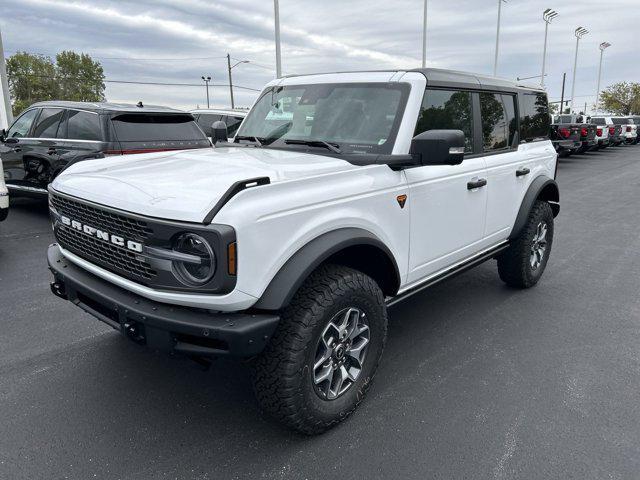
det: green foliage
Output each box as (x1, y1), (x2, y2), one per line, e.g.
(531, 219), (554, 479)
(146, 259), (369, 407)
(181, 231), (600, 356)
(6, 50), (105, 116)
(598, 82), (640, 115)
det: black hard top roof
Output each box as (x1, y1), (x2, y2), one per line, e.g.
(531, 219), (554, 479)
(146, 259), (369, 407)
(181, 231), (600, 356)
(410, 68), (543, 92)
(29, 101), (188, 114)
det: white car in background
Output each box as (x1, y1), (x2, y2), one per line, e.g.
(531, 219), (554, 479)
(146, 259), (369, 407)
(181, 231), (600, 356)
(611, 117), (638, 144)
(0, 157), (8, 221)
(189, 108), (247, 141)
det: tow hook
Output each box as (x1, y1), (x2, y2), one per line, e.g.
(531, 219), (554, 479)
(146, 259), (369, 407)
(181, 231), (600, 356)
(50, 281), (67, 300)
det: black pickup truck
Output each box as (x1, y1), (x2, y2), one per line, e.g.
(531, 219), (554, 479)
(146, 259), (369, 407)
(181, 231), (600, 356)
(550, 116), (581, 157)
(554, 114), (597, 154)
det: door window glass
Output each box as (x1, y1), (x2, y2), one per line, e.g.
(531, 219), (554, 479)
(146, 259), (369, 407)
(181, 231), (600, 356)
(480, 93), (508, 151)
(415, 89), (474, 152)
(195, 114), (222, 132)
(32, 108), (64, 138)
(503, 94), (517, 147)
(223, 115), (244, 136)
(7, 109), (40, 138)
(65, 110), (102, 141)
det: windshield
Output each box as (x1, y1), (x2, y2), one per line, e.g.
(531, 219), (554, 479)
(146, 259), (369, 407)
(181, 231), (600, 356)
(235, 83), (410, 155)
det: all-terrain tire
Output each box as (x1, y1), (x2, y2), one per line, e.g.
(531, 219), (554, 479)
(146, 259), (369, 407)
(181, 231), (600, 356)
(252, 264), (387, 435)
(498, 200), (554, 288)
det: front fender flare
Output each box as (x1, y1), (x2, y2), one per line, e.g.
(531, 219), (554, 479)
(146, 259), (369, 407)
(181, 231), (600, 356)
(253, 228), (400, 311)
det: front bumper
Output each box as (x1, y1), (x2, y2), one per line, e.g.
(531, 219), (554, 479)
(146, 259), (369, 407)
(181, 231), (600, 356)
(48, 244), (280, 357)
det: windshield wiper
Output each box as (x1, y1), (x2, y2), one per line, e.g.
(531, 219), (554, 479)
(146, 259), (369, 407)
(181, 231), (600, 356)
(284, 139), (342, 154)
(235, 135), (264, 147)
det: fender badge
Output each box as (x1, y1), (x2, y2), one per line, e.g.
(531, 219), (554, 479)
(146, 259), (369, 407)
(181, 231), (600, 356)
(396, 194), (407, 209)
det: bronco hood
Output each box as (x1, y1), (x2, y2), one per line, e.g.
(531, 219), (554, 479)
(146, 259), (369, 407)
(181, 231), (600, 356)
(51, 147), (358, 223)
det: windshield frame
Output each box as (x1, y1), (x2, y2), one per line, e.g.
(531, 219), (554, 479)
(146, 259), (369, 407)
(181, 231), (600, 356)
(234, 82), (411, 156)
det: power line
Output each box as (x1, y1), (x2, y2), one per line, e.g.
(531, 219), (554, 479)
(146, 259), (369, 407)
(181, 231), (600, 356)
(7, 72), (262, 91)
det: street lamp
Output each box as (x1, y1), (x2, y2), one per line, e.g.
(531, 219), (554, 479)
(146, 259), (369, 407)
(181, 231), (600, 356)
(569, 27), (588, 112)
(201, 76), (212, 108)
(422, 0), (428, 68)
(595, 42), (611, 114)
(493, 0), (507, 76)
(273, 0), (282, 78)
(226, 54), (249, 109)
(540, 8), (558, 87)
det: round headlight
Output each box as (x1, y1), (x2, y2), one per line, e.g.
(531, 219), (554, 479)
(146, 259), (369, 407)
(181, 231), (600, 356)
(172, 233), (216, 286)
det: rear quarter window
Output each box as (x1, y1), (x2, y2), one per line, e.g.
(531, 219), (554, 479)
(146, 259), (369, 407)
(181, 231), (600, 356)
(111, 114), (206, 141)
(63, 110), (103, 141)
(519, 92), (550, 142)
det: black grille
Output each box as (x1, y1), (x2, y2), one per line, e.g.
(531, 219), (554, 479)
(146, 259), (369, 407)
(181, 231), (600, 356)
(51, 194), (157, 281)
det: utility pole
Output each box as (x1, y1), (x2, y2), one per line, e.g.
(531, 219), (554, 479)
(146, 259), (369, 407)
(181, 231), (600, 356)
(201, 76), (211, 108)
(541, 9), (558, 87)
(421, 0), (428, 68)
(227, 54), (234, 109)
(493, 0), (506, 76)
(0, 25), (13, 129)
(595, 42), (611, 114)
(570, 27), (588, 112)
(560, 72), (566, 113)
(274, 0), (282, 78)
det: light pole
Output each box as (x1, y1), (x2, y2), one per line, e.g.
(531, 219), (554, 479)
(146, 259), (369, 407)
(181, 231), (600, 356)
(540, 8), (558, 87)
(273, 0), (282, 78)
(201, 76), (211, 108)
(493, 0), (507, 76)
(569, 27), (588, 112)
(227, 54), (249, 109)
(595, 42), (611, 114)
(422, 0), (428, 68)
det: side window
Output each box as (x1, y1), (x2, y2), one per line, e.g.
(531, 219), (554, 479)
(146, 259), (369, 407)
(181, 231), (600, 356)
(32, 108), (65, 138)
(415, 89), (474, 153)
(196, 114), (222, 132)
(6, 109), (39, 138)
(520, 92), (550, 142)
(503, 95), (517, 147)
(224, 115), (243, 136)
(65, 110), (102, 141)
(479, 93), (508, 151)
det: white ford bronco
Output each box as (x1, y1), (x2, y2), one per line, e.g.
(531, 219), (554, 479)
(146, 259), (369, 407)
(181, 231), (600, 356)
(47, 69), (559, 434)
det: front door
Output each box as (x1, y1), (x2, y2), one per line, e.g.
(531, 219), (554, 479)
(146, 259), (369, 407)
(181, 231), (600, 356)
(1, 108), (40, 184)
(404, 88), (488, 285)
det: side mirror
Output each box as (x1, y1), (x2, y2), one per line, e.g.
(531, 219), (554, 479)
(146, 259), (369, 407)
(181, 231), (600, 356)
(410, 129), (465, 166)
(4, 136), (18, 145)
(211, 121), (228, 145)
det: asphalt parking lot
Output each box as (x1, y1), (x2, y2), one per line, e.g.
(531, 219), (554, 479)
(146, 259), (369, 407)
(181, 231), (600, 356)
(1, 145), (640, 480)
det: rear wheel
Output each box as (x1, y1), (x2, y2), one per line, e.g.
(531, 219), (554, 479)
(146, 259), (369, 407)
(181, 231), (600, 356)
(498, 200), (554, 288)
(252, 264), (387, 434)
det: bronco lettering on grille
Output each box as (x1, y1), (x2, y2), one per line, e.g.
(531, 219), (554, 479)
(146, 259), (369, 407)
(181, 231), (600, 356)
(60, 215), (143, 253)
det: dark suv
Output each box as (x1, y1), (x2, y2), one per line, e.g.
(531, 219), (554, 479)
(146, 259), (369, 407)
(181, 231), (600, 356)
(1, 102), (211, 195)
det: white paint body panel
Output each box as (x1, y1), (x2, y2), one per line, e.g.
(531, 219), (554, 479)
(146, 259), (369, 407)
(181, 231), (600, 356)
(51, 71), (558, 311)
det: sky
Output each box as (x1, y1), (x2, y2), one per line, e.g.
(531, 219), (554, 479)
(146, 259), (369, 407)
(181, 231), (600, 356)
(1, 0), (637, 112)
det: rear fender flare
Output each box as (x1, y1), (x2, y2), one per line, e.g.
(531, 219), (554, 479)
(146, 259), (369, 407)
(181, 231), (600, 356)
(509, 176), (559, 240)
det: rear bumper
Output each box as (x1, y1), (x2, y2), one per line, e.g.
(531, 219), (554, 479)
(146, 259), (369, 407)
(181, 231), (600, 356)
(553, 140), (575, 151)
(48, 244), (280, 357)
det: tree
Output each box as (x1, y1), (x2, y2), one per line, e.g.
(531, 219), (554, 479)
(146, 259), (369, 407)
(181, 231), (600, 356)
(55, 51), (105, 102)
(598, 82), (640, 115)
(5, 51), (105, 116)
(6, 52), (58, 115)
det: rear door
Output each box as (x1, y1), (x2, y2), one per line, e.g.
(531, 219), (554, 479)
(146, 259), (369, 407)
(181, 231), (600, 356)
(404, 88), (488, 284)
(24, 107), (66, 188)
(110, 113), (211, 153)
(480, 92), (525, 241)
(55, 109), (105, 177)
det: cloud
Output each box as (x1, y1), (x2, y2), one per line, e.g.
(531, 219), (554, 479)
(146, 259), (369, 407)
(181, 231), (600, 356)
(1, 0), (637, 111)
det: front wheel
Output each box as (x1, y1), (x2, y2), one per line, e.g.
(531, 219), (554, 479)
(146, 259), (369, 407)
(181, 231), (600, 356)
(498, 201), (554, 288)
(252, 264), (387, 434)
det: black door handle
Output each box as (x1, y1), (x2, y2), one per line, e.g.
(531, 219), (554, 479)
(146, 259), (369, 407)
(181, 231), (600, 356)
(516, 167), (530, 177)
(467, 178), (487, 190)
